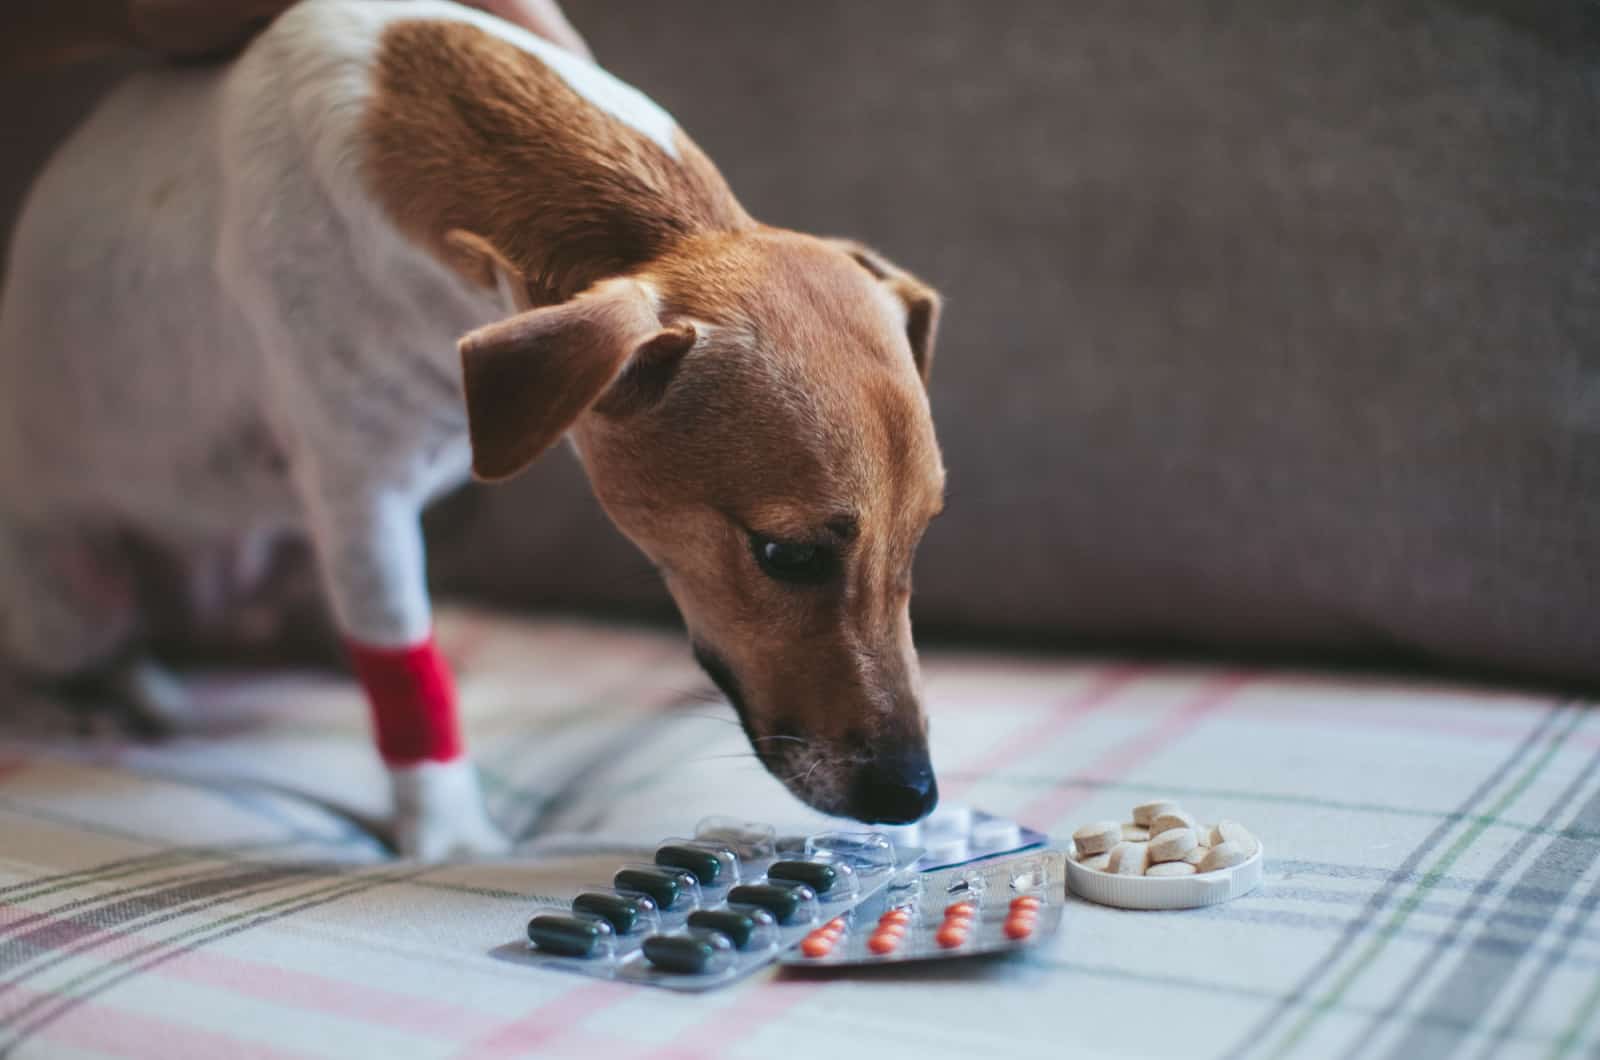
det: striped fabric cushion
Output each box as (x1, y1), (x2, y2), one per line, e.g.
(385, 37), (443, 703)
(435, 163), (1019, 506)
(1, 607), (1595, 1059)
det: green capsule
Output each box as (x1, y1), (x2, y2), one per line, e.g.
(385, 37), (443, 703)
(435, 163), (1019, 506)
(572, 892), (649, 934)
(655, 844), (723, 885)
(686, 909), (764, 950)
(527, 914), (610, 957)
(613, 867), (693, 910)
(642, 934), (724, 974)
(727, 883), (813, 924)
(766, 860), (838, 895)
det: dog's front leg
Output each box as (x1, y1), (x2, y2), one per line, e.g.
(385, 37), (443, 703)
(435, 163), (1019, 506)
(302, 484), (508, 860)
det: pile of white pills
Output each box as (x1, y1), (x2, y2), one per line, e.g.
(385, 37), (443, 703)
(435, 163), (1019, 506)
(1071, 800), (1260, 878)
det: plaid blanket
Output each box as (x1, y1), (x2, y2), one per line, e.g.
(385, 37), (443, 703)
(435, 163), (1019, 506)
(1, 607), (1595, 1059)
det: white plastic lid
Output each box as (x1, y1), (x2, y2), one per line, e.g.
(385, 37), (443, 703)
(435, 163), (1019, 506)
(1064, 842), (1264, 910)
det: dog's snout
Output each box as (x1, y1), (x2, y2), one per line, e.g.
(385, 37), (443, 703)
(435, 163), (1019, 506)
(846, 750), (938, 825)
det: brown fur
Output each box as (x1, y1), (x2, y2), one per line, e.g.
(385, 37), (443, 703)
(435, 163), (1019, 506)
(363, 19), (751, 306)
(365, 18), (947, 819)
(825, 239), (942, 382)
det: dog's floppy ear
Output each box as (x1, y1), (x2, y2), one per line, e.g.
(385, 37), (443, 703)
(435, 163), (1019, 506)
(829, 239), (942, 384)
(457, 278), (695, 482)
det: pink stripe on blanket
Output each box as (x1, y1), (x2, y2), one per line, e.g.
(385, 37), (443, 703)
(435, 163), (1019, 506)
(940, 664), (1147, 801)
(4, 924), (638, 1057)
(159, 948), (487, 1038)
(453, 979), (636, 1059)
(645, 980), (826, 1060)
(9, 984), (313, 1060)
(1014, 671), (1253, 829)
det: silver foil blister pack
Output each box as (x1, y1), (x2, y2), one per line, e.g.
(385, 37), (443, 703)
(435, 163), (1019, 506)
(497, 817), (915, 991)
(777, 848), (1066, 967)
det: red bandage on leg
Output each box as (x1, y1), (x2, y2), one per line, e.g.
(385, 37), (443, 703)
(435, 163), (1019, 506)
(345, 635), (463, 765)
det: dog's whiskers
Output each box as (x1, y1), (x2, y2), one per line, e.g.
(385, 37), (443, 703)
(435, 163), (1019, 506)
(779, 756), (827, 789)
(663, 688), (736, 708)
(669, 750), (769, 768)
(663, 708), (742, 726)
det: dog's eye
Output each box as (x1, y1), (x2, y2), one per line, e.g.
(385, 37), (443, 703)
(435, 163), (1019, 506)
(750, 535), (836, 585)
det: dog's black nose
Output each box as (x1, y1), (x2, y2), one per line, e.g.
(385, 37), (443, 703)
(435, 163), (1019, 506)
(847, 751), (939, 824)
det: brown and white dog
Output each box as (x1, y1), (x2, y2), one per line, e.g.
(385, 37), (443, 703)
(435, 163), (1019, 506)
(0, 0), (946, 858)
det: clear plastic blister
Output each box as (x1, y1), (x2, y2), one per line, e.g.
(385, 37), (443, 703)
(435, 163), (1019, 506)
(653, 838), (741, 896)
(693, 817), (777, 865)
(500, 816), (918, 991)
(779, 848), (1067, 967)
(877, 803), (1046, 870)
(805, 830), (897, 874)
(609, 863), (704, 921)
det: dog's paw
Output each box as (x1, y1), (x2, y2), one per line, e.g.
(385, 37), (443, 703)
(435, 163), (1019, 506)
(395, 811), (512, 861)
(388, 758), (510, 861)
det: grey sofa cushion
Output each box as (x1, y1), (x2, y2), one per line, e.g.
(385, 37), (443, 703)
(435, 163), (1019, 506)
(4, 2), (1595, 685)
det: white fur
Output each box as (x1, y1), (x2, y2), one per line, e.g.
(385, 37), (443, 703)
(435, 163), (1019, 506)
(0, 0), (686, 857)
(389, 759), (509, 859)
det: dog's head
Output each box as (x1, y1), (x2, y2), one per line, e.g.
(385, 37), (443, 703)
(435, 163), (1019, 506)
(455, 228), (945, 823)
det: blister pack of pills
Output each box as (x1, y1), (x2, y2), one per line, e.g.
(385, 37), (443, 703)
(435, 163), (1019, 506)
(879, 802), (1048, 871)
(501, 817), (917, 991)
(778, 848), (1066, 967)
